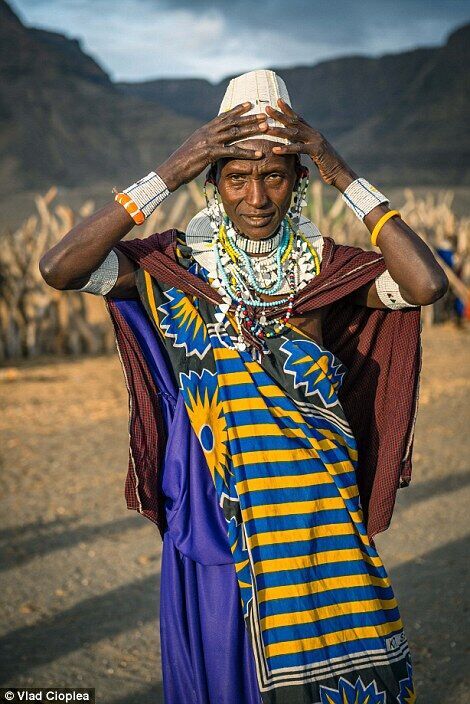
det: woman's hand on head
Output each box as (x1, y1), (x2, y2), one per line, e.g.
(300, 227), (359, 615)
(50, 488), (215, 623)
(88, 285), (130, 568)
(263, 99), (356, 189)
(156, 103), (267, 192)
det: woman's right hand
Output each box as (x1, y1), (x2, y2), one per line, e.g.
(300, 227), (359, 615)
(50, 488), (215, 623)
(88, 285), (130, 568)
(156, 102), (268, 191)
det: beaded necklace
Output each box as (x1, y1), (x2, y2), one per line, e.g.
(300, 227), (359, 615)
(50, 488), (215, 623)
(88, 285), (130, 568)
(203, 164), (317, 353)
(213, 216), (320, 352)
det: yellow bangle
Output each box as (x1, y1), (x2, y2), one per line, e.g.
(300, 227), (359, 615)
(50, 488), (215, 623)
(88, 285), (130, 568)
(370, 209), (400, 246)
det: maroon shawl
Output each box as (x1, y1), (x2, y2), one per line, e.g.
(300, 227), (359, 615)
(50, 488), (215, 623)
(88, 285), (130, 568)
(105, 229), (421, 540)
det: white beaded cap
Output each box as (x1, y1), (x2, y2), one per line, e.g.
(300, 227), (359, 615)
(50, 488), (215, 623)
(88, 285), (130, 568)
(218, 69), (293, 145)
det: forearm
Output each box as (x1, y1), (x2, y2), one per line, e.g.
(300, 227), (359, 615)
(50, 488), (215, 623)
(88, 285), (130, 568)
(39, 201), (134, 289)
(39, 169), (171, 290)
(335, 172), (448, 305)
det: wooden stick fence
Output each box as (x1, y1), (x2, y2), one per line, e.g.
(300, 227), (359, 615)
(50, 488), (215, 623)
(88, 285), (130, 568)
(0, 183), (468, 361)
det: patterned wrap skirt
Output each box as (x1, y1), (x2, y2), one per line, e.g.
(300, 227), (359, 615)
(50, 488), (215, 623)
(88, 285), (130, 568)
(114, 255), (416, 704)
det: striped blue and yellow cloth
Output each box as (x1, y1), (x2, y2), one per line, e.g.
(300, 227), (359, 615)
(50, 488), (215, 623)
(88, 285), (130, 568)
(137, 257), (416, 703)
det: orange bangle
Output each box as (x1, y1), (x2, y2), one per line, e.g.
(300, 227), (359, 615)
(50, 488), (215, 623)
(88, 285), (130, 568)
(114, 192), (145, 225)
(370, 209), (400, 247)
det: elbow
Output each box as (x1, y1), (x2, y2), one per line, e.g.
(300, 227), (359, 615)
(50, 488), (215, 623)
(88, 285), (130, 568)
(413, 272), (449, 306)
(38, 254), (70, 290)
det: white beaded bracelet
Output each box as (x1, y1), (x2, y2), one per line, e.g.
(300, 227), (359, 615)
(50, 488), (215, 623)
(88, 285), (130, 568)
(342, 177), (389, 220)
(122, 171), (170, 218)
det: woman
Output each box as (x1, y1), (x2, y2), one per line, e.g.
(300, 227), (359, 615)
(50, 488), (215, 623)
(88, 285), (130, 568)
(40, 70), (447, 703)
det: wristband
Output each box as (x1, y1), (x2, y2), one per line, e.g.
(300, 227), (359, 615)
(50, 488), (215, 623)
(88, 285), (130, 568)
(114, 171), (170, 224)
(342, 177), (389, 220)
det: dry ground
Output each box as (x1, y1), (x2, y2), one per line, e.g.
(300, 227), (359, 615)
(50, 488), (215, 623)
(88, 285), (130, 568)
(0, 323), (469, 703)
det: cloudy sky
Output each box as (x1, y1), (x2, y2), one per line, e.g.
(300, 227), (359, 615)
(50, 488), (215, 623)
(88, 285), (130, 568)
(10, 0), (470, 83)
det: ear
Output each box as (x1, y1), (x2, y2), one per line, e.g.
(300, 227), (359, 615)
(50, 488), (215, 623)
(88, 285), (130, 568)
(205, 163), (217, 186)
(294, 157), (309, 184)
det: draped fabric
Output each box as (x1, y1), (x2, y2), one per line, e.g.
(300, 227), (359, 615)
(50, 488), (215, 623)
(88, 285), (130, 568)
(105, 229), (422, 540)
(104, 232), (420, 703)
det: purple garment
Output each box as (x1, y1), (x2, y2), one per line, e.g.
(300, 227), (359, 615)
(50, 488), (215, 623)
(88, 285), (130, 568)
(116, 299), (262, 704)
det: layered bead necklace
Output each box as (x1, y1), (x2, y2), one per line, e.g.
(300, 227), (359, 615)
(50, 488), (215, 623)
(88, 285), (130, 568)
(204, 167), (320, 353)
(213, 214), (320, 351)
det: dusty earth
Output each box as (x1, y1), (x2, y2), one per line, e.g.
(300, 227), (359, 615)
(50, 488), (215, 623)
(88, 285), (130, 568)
(0, 322), (469, 703)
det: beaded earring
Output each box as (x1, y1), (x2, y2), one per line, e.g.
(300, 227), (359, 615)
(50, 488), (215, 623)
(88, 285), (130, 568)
(203, 167), (226, 237)
(287, 165), (310, 227)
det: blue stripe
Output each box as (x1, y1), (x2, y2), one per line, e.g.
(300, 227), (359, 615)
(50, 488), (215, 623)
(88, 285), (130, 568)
(255, 560), (387, 590)
(243, 510), (366, 537)
(258, 584), (396, 619)
(237, 458), (355, 481)
(251, 534), (368, 562)
(230, 433), (313, 454)
(263, 607), (402, 645)
(266, 633), (403, 669)
(239, 482), (341, 508)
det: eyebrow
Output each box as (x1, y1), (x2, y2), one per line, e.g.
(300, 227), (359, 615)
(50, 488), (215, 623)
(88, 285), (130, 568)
(224, 162), (290, 174)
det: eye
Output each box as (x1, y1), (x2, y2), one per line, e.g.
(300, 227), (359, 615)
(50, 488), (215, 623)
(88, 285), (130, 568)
(229, 174), (246, 182)
(266, 173), (283, 182)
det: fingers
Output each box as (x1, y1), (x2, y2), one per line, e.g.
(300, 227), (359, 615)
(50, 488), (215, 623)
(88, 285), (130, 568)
(214, 113), (266, 133)
(217, 145), (264, 159)
(263, 124), (300, 140)
(216, 102), (264, 123)
(277, 98), (297, 118)
(265, 104), (295, 125)
(271, 143), (305, 154)
(218, 121), (269, 143)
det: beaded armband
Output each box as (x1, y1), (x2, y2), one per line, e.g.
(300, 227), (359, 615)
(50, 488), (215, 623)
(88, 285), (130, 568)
(114, 171), (170, 225)
(342, 177), (389, 220)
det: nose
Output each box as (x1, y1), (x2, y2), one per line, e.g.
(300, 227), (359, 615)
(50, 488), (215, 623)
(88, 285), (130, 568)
(245, 178), (269, 209)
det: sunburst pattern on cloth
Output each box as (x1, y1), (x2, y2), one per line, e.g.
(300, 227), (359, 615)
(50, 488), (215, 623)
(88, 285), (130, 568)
(317, 676), (386, 703)
(397, 661), (417, 703)
(179, 368), (231, 487)
(280, 338), (346, 405)
(158, 287), (210, 358)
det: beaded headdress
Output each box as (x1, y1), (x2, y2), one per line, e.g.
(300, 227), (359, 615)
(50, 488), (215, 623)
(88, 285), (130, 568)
(205, 69), (309, 238)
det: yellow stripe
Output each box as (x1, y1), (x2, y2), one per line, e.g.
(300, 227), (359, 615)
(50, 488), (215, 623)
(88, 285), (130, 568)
(213, 347), (240, 360)
(242, 497), (344, 521)
(143, 270), (161, 329)
(249, 523), (364, 548)
(237, 472), (334, 494)
(218, 371), (253, 386)
(324, 460), (356, 475)
(260, 597), (398, 630)
(253, 548), (383, 576)
(245, 361), (263, 372)
(232, 447), (320, 468)
(258, 384), (285, 398)
(258, 573), (391, 603)
(227, 424), (307, 441)
(235, 558), (249, 572)
(338, 484), (360, 501)
(265, 619), (403, 657)
(222, 398), (269, 413)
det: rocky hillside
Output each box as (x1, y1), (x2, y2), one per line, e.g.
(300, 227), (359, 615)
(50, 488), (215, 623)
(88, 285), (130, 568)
(1, 0), (468, 193)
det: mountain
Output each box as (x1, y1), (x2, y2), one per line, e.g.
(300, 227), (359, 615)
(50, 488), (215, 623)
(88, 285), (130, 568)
(119, 24), (470, 185)
(0, 0), (198, 193)
(0, 0), (469, 195)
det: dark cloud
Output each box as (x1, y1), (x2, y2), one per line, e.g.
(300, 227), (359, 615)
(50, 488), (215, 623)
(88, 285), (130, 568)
(9, 0), (470, 81)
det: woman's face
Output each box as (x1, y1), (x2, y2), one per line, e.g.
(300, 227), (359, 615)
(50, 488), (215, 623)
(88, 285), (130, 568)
(216, 139), (298, 240)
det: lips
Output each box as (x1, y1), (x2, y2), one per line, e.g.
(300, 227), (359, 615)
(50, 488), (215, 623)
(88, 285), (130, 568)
(241, 213), (274, 226)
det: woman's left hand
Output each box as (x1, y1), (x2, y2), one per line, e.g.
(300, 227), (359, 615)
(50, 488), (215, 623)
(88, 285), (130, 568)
(264, 99), (355, 189)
